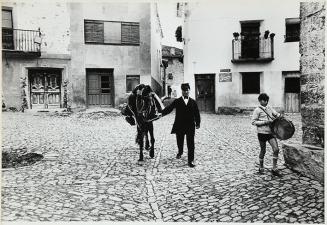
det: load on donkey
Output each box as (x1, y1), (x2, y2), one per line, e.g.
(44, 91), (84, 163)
(121, 84), (164, 162)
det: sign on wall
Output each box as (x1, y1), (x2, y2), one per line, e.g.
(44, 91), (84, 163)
(219, 69), (232, 82)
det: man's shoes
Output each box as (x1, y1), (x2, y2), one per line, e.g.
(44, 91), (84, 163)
(188, 162), (195, 168)
(271, 169), (282, 177)
(258, 167), (264, 174)
(176, 154), (182, 159)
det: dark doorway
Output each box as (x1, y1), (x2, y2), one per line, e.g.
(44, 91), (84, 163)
(195, 74), (215, 112)
(241, 22), (260, 58)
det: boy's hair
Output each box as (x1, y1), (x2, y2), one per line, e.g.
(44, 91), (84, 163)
(258, 93), (269, 101)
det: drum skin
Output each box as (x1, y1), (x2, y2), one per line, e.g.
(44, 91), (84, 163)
(271, 117), (295, 140)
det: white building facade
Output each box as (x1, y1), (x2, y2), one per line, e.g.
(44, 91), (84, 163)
(182, 0), (300, 113)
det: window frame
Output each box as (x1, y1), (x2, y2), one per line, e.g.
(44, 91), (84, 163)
(84, 19), (140, 46)
(126, 75), (140, 93)
(241, 72), (261, 94)
(285, 18), (300, 42)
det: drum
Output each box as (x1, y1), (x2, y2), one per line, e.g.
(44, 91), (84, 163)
(271, 117), (295, 140)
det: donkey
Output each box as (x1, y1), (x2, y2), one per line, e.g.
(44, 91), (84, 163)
(127, 84), (163, 162)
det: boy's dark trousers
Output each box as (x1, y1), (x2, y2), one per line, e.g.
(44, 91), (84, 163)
(176, 131), (195, 163)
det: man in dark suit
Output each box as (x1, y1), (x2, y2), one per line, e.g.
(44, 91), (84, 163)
(161, 83), (201, 167)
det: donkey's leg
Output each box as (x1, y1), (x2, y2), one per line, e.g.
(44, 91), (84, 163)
(138, 131), (145, 162)
(145, 133), (150, 150)
(149, 122), (155, 158)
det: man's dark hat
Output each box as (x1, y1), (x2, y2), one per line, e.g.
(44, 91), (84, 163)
(181, 83), (190, 91)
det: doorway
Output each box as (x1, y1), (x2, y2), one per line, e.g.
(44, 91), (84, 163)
(86, 69), (114, 107)
(29, 68), (62, 109)
(241, 22), (260, 58)
(195, 74), (215, 112)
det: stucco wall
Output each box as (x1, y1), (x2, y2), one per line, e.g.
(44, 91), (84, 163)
(150, 3), (163, 96)
(183, 0), (300, 111)
(69, 3), (151, 107)
(3, 1), (70, 55)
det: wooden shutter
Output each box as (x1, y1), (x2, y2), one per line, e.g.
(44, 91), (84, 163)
(85, 21), (104, 43)
(2, 10), (13, 28)
(121, 23), (139, 45)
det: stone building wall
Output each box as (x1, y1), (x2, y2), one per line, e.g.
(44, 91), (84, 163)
(300, 2), (325, 148)
(282, 2), (325, 183)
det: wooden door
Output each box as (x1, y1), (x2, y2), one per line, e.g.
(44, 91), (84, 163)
(29, 69), (61, 109)
(285, 77), (300, 113)
(87, 74), (100, 106)
(195, 74), (215, 112)
(87, 69), (114, 107)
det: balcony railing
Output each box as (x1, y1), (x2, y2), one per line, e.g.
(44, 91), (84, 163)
(2, 28), (41, 56)
(232, 36), (274, 63)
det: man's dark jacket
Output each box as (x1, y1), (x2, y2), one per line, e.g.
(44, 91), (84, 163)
(162, 97), (201, 134)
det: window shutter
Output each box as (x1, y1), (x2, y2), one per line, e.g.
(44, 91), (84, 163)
(2, 10), (13, 28)
(85, 21), (104, 43)
(121, 23), (140, 45)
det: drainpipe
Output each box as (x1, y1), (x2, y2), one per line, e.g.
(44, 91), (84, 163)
(161, 59), (168, 97)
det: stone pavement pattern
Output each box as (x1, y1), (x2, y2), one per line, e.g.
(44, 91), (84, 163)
(1, 111), (324, 223)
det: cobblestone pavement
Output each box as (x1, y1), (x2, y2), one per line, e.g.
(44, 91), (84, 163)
(1, 111), (324, 223)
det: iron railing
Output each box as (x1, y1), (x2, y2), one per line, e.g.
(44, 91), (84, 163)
(2, 28), (41, 53)
(232, 36), (274, 62)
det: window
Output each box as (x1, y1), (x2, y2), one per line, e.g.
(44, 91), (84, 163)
(168, 73), (173, 79)
(126, 75), (140, 92)
(285, 78), (300, 93)
(242, 72), (260, 94)
(285, 18), (300, 42)
(85, 20), (140, 45)
(101, 75), (111, 93)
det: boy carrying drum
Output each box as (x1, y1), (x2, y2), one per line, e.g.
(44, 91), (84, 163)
(252, 93), (282, 177)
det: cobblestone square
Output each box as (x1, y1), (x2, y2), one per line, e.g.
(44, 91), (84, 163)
(1, 111), (324, 223)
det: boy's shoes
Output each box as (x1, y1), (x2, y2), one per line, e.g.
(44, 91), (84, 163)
(176, 154), (182, 159)
(271, 169), (282, 177)
(258, 167), (264, 174)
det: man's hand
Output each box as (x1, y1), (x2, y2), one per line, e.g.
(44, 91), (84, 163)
(196, 125), (200, 129)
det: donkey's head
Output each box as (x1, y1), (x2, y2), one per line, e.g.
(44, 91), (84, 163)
(136, 85), (154, 116)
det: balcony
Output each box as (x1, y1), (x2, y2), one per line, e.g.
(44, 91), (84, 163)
(231, 35), (274, 63)
(2, 28), (41, 57)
